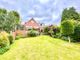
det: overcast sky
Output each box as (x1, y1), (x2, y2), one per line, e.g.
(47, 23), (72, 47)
(0, 0), (80, 25)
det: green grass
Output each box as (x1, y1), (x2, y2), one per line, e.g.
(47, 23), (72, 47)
(0, 35), (80, 60)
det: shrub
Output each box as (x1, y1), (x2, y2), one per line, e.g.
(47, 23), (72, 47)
(61, 36), (68, 41)
(48, 29), (54, 36)
(51, 26), (60, 35)
(0, 45), (10, 54)
(53, 33), (61, 38)
(43, 26), (49, 35)
(61, 20), (74, 43)
(50, 26), (60, 38)
(61, 20), (74, 35)
(43, 25), (60, 38)
(15, 36), (21, 40)
(0, 31), (10, 54)
(27, 30), (39, 37)
(0, 31), (10, 47)
(72, 23), (80, 42)
(8, 34), (14, 44)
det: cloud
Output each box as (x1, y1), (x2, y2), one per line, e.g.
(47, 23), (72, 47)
(34, 17), (46, 21)
(2, 0), (16, 5)
(28, 10), (36, 16)
(52, 14), (59, 20)
(39, 0), (50, 4)
(0, 0), (80, 25)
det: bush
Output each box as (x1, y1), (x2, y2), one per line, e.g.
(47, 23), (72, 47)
(51, 25), (60, 35)
(50, 26), (60, 37)
(61, 20), (74, 43)
(27, 30), (39, 37)
(8, 34), (14, 44)
(43, 26), (49, 35)
(72, 23), (80, 42)
(15, 36), (21, 40)
(0, 31), (10, 54)
(61, 36), (68, 41)
(0, 31), (10, 47)
(48, 29), (54, 36)
(0, 45), (10, 54)
(61, 20), (74, 35)
(52, 33), (61, 38)
(43, 25), (60, 38)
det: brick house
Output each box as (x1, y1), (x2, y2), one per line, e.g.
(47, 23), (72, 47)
(24, 18), (43, 31)
(12, 18), (44, 38)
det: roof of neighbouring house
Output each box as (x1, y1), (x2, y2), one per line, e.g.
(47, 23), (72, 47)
(24, 18), (41, 29)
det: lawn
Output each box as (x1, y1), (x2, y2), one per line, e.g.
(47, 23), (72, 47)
(0, 35), (80, 60)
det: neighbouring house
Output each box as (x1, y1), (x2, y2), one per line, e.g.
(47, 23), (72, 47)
(24, 18), (43, 32)
(12, 18), (44, 38)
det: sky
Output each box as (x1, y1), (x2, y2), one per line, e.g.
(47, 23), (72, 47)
(0, 0), (80, 25)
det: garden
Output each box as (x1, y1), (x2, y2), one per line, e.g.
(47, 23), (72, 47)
(0, 7), (80, 60)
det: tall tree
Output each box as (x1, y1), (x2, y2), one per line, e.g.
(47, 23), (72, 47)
(72, 22), (80, 41)
(8, 11), (20, 30)
(61, 20), (74, 43)
(0, 8), (7, 14)
(0, 14), (6, 31)
(61, 7), (79, 22)
(61, 8), (69, 21)
(0, 8), (20, 32)
(8, 11), (20, 24)
(0, 8), (7, 31)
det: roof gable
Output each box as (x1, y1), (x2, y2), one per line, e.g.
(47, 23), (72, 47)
(24, 18), (40, 29)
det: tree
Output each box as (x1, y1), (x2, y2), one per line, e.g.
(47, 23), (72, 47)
(72, 23), (80, 42)
(0, 8), (7, 14)
(61, 7), (79, 22)
(0, 8), (20, 32)
(61, 20), (74, 43)
(5, 13), (16, 32)
(16, 24), (25, 30)
(69, 7), (79, 20)
(0, 8), (7, 31)
(61, 8), (69, 21)
(8, 11), (20, 24)
(8, 11), (20, 31)
(0, 14), (7, 31)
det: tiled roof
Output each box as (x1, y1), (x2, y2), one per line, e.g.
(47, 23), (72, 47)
(24, 18), (41, 29)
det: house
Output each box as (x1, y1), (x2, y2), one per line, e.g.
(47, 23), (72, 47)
(12, 18), (44, 38)
(24, 18), (43, 31)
